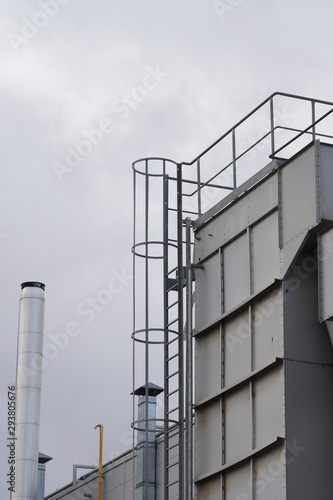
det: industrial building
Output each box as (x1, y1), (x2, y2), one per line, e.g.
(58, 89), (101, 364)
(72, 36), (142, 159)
(15, 92), (333, 499)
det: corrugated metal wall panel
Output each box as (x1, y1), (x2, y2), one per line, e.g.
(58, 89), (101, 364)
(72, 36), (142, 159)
(196, 475), (222, 500)
(318, 227), (333, 321)
(280, 146), (318, 246)
(253, 366), (285, 450)
(195, 251), (222, 330)
(320, 144), (333, 219)
(284, 360), (333, 498)
(195, 400), (222, 477)
(252, 287), (283, 370)
(224, 232), (250, 311)
(254, 445), (286, 499)
(251, 211), (280, 293)
(194, 173), (278, 263)
(195, 326), (221, 402)
(224, 463), (251, 500)
(224, 386), (252, 464)
(224, 309), (251, 387)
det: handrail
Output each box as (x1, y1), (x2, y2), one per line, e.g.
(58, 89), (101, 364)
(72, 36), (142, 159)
(182, 91), (333, 167)
(270, 106), (333, 159)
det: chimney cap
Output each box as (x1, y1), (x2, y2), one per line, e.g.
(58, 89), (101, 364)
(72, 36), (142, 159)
(133, 382), (164, 396)
(38, 452), (53, 464)
(21, 282), (45, 290)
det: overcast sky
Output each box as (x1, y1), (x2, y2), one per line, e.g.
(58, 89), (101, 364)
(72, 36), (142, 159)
(1, 0), (333, 496)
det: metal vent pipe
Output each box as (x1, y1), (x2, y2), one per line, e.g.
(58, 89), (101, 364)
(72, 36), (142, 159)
(12, 282), (46, 500)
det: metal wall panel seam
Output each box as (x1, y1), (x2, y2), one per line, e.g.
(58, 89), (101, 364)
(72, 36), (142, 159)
(315, 140), (322, 224)
(248, 227), (254, 296)
(282, 359), (286, 500)
(194, 280), (282, 337)
(221, 322), (224, 390)
(250, 303), (254, 373)
(250, 379), (255, 451)
(278, 165), (283, 250)
(220, 247), (224, 316)
(317, 233), (324, 322)
(221, 394), (225, 466)
(195, 358), (283, 408)
(250, 457), (255, 500)
(220, 396), (224, 469)
(194, 437), (285, 483)
(250, 303), (255, 455)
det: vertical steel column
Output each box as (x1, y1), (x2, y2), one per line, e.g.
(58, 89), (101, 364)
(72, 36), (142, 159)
(132, 165), (137, 500)
(177, 163), (184, 500)
(144, 159), (150, 497)
(185, 218), (193, 500)
(163, 171), (169, 500)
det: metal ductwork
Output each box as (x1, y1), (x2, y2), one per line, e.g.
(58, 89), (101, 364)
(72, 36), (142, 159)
(12, 282), (46, 500)
(134, 383), (163, 500)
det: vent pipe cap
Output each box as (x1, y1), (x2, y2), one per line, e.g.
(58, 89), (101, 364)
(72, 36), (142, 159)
(21, 281), (45, 290)
(133, 382), (164, 397)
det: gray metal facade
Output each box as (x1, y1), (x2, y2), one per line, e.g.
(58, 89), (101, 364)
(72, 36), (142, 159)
(194, 142), (333, 499)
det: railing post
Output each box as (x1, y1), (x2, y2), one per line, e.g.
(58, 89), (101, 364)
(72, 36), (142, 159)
(311, 100), (316, 141)
(232, 129), (237, 189)
(270, 96), (275, 156)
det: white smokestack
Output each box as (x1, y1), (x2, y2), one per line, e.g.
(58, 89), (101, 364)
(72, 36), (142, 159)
(12, 282), (45, 500)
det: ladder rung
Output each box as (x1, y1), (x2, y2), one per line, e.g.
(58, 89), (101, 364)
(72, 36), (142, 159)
(167, 388), (179, 397)
(167, 371), (179, 380)
(167, 475), (179, 483)
(167, 463), (179, 471)
(167, 353), (179, 362)
(167, 443), (179, 452)
(166, 318), (178, 327)
(167, 300), (178, 310)
(167, 337), (178, 346)
(167, 266), (178, 276)
(167, 406), (179, 415)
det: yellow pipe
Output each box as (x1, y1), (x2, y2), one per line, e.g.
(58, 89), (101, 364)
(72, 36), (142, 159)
(94, 424), (104, 500)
